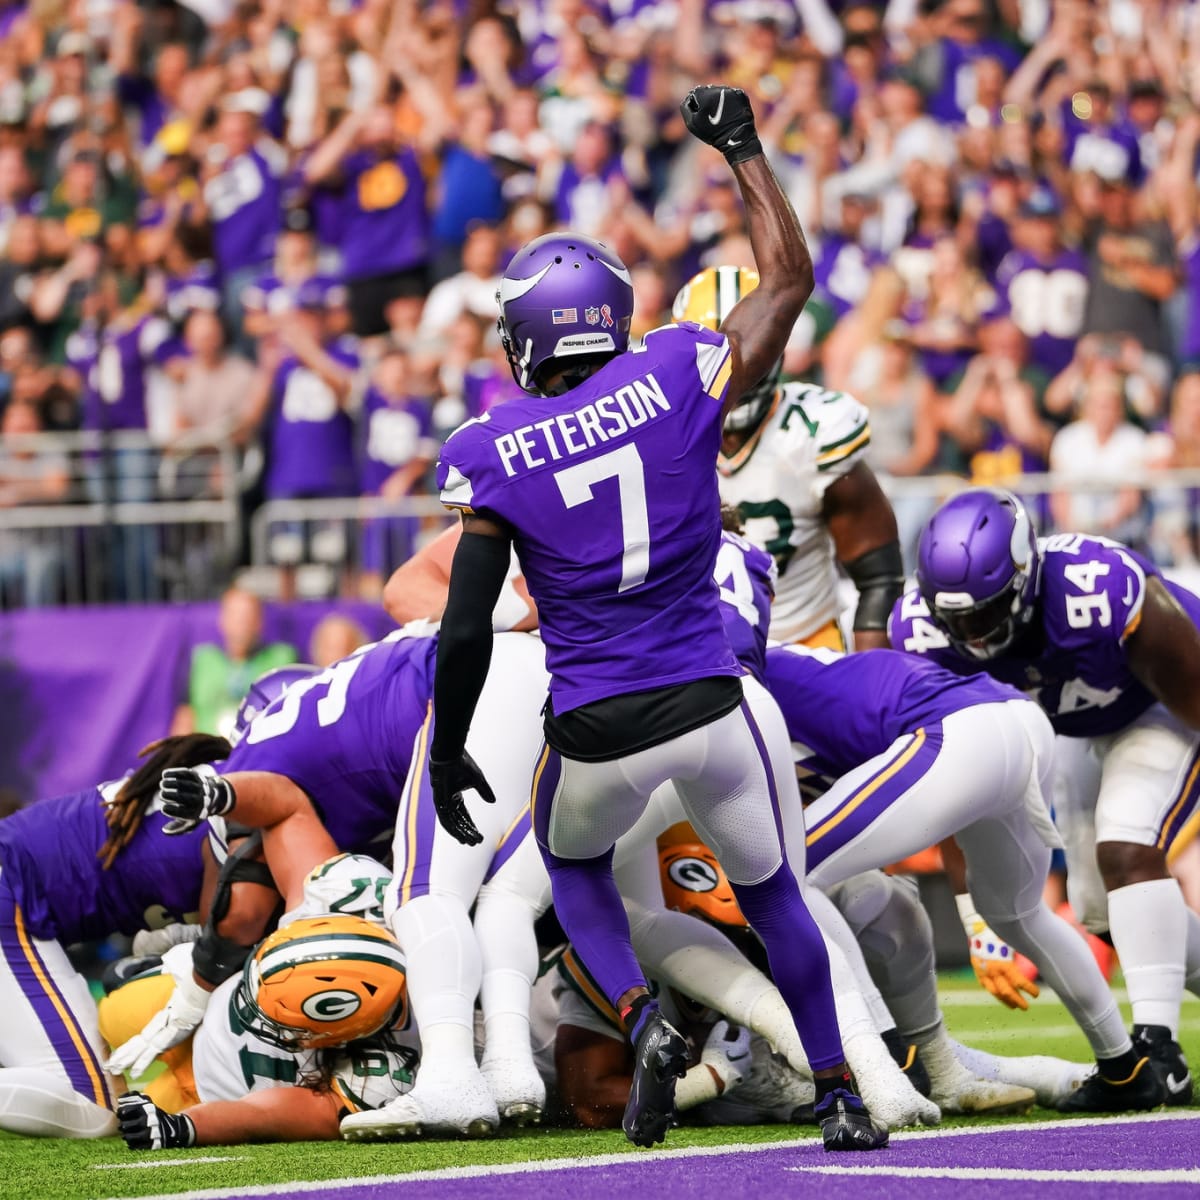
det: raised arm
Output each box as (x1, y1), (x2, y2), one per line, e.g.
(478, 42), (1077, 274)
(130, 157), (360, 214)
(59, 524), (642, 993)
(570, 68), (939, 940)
(679, 86), (814, 415)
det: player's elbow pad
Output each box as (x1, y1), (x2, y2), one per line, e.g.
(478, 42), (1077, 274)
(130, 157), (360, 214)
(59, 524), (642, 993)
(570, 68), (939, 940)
(845, 542), (905, 632)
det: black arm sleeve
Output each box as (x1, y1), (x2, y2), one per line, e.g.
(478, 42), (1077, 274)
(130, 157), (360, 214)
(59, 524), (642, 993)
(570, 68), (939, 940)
(844, 541), (905, 633)
(430, 529), (513, 762)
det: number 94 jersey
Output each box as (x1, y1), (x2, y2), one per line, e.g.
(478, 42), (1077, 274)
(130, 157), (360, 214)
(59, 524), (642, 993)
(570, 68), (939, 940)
(716, 382), (870, 644)
(889, 534), (1200, 738)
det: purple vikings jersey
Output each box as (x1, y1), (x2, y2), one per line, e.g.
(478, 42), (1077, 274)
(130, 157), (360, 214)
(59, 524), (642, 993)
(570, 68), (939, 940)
(437, 323), (742, 713)
(812, 235), (884, 319)
(889, 534), (1200, 737)
(66, 314), (173, 432)
(996, 248), (1089, 376)
(338, 149), (430, 281)
(764, 644), (1020, 788)
(714, 530), (775, 684)
(203, 144), (285, 274)
(243, 272), (346, 318)
(0, 785), (206, 942)
(360, 388), (437, 495)
(221, 631), (439, 854)
(263, 342), (361, 499)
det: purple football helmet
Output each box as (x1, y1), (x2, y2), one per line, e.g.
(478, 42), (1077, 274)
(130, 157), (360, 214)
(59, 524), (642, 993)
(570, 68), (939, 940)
(231, 663), (319, 744)
(497, 233), (634, 396)
(916, 488), (1040, 660)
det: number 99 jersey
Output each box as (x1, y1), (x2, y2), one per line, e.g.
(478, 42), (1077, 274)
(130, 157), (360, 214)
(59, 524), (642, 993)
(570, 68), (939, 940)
(716, 382), (870, 645)
(889, 533), (1200, 738)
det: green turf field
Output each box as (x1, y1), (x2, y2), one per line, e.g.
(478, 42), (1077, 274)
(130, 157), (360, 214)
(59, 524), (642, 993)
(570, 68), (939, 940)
(5, 972), (1198, 1200)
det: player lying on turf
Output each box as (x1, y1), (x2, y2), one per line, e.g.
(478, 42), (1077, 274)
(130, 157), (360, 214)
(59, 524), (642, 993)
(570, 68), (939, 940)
(0, 666), (312, 1139)
(118, 626), (557, 1133)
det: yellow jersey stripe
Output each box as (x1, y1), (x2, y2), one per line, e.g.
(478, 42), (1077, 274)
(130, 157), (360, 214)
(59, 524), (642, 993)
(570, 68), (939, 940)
(707, 353), (734, 400)
(816, 426), (871, 468)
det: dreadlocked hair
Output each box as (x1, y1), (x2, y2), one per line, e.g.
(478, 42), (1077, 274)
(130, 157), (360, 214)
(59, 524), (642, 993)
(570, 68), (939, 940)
(98, 733), (232, 869)
(720, 503), (746, 535)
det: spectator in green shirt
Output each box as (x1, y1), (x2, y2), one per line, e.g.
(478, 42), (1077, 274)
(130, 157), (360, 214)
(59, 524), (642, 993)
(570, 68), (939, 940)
(173, 586), (297, 737)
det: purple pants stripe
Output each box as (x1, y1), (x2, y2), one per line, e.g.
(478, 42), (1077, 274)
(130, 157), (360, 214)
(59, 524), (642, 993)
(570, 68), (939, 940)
(530, 742), (563, 852)
(0, 881), (110, 1106)
(805, 723), (945, 874)
(738, 698), (786, 847)
(398, 704), (438, 903)
(1159, 741), (1200, 854)
(484, 805), (532, 884)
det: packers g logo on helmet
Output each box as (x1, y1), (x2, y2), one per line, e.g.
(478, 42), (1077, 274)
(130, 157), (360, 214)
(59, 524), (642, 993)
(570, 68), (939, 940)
(236, 915), (407, 1050)
(658, 821), (749, 929)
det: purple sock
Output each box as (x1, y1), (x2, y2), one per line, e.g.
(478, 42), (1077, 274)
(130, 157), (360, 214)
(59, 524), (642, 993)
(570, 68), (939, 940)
(732, 862), (845, 1072)
(539, 844), (647, 1008)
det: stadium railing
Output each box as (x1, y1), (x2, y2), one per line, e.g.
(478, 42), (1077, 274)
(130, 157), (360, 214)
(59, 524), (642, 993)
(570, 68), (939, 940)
(0, 430), (240, 605)
(8, 467), (1200, 608)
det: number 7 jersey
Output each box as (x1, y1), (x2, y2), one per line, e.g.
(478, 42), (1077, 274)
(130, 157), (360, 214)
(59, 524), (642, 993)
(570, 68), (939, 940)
(436, 323), (741, 714)
(889, 533), (1200, 737)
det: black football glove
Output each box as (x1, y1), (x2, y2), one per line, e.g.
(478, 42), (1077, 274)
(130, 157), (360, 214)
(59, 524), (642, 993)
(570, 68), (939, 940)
(159, 765), (236, 835)
(680, 85), (762, 165)
(429, 750), (496, 846)
(116, 1092), (197, 1151)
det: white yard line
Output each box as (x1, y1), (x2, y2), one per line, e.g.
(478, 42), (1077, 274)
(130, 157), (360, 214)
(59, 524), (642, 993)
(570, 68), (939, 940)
(788, 1166), (1200, 1184)
(118, 1111), (1200, 1200)
(93, 1157), (247, 1171)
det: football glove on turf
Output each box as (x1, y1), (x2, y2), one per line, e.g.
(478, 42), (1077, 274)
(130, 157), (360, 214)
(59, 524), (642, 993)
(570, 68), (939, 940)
(116, 1093), (197, 1151)
(957, 894), (1039, 1011)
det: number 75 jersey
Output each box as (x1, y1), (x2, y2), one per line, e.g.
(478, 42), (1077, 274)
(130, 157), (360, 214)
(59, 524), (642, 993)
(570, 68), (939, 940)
(436, 323), (741, 714)
(716, 382), (870, 643)
(888, 533), (1200, 738)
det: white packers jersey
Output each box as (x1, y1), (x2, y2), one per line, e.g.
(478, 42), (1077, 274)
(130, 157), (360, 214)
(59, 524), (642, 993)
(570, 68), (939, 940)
(192, 975), (421, 1114)
(717, 382), (870, 643)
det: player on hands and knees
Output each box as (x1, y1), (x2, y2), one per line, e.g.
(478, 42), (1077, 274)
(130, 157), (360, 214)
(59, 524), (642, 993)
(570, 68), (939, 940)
(343, 86), (886, 1153)
(894, 487), (1200, 1107)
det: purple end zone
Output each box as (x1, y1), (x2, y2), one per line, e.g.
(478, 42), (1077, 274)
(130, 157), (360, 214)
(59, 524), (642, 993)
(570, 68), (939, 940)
(294, 1118), (1200, 1200)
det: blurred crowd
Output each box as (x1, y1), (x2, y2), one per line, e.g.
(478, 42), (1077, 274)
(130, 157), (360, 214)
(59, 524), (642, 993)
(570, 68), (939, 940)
(4, 0), (1200, 605)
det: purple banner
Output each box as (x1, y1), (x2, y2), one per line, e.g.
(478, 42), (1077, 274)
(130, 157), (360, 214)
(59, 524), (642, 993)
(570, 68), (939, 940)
(0, 602), (396, 806)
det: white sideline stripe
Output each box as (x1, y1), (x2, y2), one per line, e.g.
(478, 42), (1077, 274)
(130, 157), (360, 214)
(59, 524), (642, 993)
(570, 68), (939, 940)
(121, 1111), (1200, 1200)
(940, 987), (1200, 1008)
(93, 1157), (247, 1170)
(789, 1166), (1200, 1184)
(964, 1023), (1084, 1041)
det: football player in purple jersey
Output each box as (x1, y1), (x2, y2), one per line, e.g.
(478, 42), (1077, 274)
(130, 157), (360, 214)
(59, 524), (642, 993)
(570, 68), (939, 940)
(893, 487), (1200, 1107)
(151, 628), (553, 1136)
(378, 85), (885, 1153)
(0, 731), (247, 1139)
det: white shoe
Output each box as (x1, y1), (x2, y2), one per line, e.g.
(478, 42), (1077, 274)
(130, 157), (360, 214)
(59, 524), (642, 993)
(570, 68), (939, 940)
(950, 1039), (1090, 1108)
(481, 1057), (546, 1126)
(340, 1065), (500, 1140)
(845, 1034), (941, 1130)
(929, 1056), (1036, 1115)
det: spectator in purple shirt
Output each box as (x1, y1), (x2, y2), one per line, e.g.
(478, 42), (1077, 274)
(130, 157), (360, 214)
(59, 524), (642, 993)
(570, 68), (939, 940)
(199, 94), (286, 336)
(304, 100), (432, 340)
(358, 345), (437, 597)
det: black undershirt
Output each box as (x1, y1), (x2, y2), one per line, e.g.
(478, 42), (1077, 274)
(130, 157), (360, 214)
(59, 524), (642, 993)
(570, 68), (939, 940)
(543, 675), (745, 762)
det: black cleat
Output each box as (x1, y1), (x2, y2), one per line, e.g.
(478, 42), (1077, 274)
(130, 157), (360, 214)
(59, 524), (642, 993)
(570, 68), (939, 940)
(1134, 1025), (1193, 1106)
(1057, 1055), (1167, 1113)
(622, 1009), (689, 1148)
(882, 1029), (932, 1098)
(815, 1088), (890, 1152)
